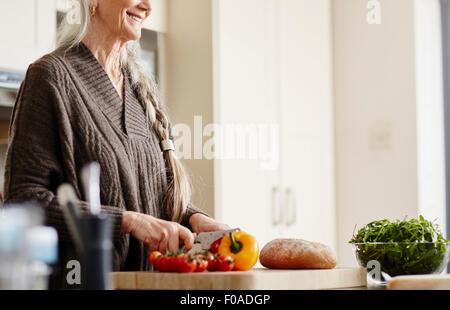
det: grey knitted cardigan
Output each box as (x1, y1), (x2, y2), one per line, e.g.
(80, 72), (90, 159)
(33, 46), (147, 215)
(3, 43), (206, 288)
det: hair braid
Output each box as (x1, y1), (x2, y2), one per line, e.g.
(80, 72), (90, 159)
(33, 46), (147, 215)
(122, 42), (192, 223)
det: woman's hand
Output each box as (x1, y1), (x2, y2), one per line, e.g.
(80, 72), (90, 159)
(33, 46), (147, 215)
(121, 211), (195, 253)
(189, 213), (230, 234)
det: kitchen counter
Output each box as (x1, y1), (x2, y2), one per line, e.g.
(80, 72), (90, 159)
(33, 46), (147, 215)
(113, 267), (367, 290)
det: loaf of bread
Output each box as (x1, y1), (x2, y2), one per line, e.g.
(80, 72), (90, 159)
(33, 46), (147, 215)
(259, 238), (337, 269)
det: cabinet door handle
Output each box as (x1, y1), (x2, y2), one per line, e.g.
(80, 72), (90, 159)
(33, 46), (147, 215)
(285, 188), (296, 227)
(272, 187), (282, 226)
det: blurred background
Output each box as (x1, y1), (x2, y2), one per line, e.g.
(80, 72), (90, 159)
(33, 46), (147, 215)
(0, 0), (448, 269)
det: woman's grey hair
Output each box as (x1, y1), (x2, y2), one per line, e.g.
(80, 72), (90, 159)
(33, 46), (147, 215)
(57, 0), (192, 223)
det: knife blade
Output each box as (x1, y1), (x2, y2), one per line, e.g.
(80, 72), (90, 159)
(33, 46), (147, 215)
(183, 228), (240, 254)
(194, 228), (240, 250)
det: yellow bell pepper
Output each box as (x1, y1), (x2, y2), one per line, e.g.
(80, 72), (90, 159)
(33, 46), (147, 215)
(218, 231), (259, 271)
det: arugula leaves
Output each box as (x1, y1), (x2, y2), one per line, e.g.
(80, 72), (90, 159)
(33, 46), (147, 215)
(349, 216), (450, 276)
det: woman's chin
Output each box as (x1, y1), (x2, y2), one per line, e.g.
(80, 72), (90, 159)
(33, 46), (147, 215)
(122, 30), (142, 42)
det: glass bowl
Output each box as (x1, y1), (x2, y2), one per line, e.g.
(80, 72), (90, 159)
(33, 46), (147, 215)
(352, 242), (450, 277)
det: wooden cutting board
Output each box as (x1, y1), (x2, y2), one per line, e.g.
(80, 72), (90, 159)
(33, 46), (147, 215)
(113, 267), (367, 290)
(387, 274), (450, 290)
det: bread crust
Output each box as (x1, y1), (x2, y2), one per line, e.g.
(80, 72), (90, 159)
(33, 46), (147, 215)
(259, 238), (337, 269)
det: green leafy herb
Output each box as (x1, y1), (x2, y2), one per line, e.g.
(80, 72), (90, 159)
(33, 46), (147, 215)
(349, 216), (450, 276)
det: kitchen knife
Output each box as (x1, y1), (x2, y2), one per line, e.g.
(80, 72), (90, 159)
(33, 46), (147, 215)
(182, 228), (240, 254)
(194, 228), (240, 250)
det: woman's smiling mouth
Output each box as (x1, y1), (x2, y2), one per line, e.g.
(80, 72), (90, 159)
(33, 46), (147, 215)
(126, 11), (144, 24)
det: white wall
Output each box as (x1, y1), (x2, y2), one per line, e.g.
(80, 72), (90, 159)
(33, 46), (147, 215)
(278, 0), (336, 251)
(333, 0), (447, 267)
(333, 0), (418, 266)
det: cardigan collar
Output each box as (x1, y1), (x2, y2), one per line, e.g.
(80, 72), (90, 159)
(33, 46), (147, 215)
(62, 42), (149, 139)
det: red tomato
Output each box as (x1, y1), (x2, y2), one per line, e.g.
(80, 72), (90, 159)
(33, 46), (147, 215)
(194, 255), (208, 272)
(205, 253), (217, 271)
(205, 252), (215, 263)
(157, 255), (169, 272)
(215, 255), (235, 272)
(175, 254), (186, 273)
(158, 255), (176, 272)
(177, 254), (197, 273)
(169, 255), (179, 272)
(149, 251), (162, 269)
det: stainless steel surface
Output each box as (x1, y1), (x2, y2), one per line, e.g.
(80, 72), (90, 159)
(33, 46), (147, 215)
(194, 228), (240, 250)
(181, 228), (240, 254)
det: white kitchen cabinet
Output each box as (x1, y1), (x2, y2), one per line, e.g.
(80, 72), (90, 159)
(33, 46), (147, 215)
(213, 0), (280, 247)
(0, 0), (56, 72)
(213, 0), (336, 250)
(278, 0), (336, 248)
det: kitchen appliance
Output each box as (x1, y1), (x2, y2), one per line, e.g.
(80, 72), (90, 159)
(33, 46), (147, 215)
(57, 162), (113, 290)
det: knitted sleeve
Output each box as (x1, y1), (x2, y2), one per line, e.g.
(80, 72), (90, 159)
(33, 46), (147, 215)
(3, 62), (124, 243)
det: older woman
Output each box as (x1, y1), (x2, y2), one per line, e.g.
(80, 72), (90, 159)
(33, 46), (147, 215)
(3, 0), (228, 288)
